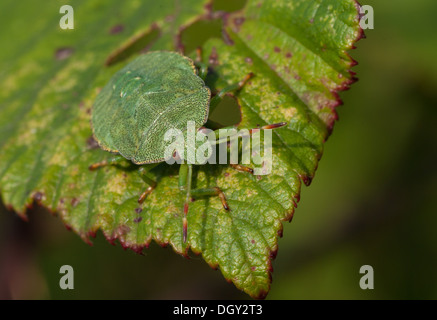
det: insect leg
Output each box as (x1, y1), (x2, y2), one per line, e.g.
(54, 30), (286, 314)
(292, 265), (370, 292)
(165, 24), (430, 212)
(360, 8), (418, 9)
(209, 123), (288, 174)
(178, 163), (188, 192)
(88, 155), (126, 170)
(210, 122), (288, 146)
(208, 72), (254, 115)
(137, 166), (157, 204)
(229, 164), (254, 174)
(190, 187), (230, 211)
(194, 47), (208, 81)
(178, 164), (193, 243)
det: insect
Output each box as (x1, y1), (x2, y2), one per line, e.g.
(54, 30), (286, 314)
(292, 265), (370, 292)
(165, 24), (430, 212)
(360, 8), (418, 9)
(89, 50), (286, 243)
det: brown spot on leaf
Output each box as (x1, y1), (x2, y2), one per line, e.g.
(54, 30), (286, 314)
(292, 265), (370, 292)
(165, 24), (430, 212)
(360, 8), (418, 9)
(116, 225), (131, 236)
(133, 217), (142, 223)
(285, 52), (293, 58)
(55, 47), (74, 61)
(245, 57), (253, 65)
(135, 207), (143, 214)
(71, 198), (79, 207)
(33, 192), (44, 202)
(109, 24), (124, 35)
(234, 17), (245, 26)
(274, 46), (281, 53)
(233, 17), (245, 32)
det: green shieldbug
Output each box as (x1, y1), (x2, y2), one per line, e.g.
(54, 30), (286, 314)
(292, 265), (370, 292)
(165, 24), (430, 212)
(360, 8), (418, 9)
(90, 50), (286, 243)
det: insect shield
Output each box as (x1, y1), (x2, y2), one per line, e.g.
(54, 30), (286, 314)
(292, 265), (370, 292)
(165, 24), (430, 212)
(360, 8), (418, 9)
(163, 121), (276, 175)
(90, 51), (287, 241)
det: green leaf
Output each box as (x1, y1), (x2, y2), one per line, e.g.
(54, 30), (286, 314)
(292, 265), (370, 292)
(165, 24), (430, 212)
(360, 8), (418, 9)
(0, 0), (362, 298)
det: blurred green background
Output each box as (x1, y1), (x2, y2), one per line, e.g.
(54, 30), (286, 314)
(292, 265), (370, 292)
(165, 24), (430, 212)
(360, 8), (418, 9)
(1, 0), (436, 299)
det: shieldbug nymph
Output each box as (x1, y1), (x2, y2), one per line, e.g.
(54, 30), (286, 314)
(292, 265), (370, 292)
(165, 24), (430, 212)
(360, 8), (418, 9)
(90, 50), (286, 243)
